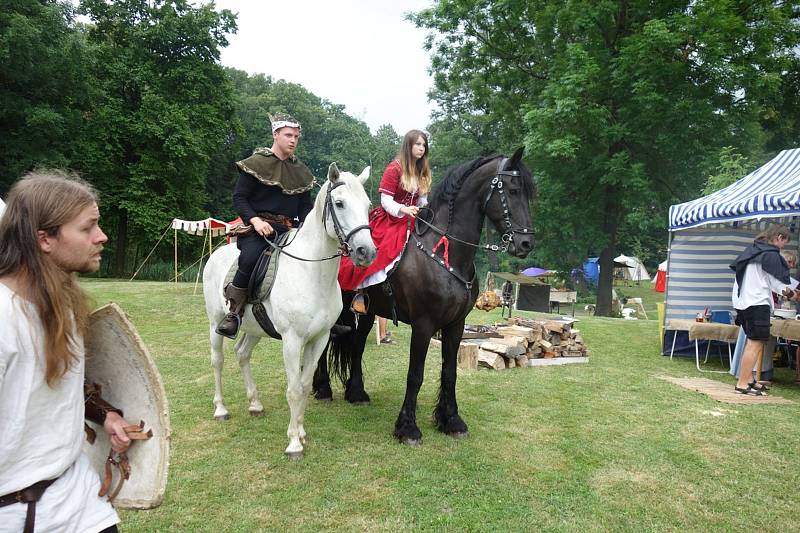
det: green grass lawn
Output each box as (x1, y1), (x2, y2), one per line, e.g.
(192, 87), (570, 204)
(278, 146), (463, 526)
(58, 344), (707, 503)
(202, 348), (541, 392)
(84, 280), (800, 532)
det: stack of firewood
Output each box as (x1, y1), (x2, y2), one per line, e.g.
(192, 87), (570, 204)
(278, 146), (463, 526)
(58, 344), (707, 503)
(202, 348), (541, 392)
(429, 316), (589, 370)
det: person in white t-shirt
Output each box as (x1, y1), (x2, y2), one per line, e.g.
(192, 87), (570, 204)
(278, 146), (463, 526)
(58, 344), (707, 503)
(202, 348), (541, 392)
(730, 224), (799, 395)
(0, 171), (131, 533)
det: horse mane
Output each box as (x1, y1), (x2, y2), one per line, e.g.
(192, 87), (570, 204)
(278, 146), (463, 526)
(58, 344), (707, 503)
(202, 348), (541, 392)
(427, 153), (536, 209)
(428, 156), (499, 209)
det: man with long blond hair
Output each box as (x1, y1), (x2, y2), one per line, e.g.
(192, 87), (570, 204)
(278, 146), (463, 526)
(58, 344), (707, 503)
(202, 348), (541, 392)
(0, 171), (131, 532)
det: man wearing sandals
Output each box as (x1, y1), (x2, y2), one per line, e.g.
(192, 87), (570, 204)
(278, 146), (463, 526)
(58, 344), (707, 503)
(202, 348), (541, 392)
(0, 172), (132, 532)
(731, 224), (799, 395)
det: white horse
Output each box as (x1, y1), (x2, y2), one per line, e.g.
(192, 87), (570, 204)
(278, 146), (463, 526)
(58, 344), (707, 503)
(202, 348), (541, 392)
(203, 163), (376, 458)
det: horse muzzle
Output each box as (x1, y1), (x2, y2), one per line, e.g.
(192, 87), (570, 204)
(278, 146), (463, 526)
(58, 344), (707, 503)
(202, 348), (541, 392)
(509, 234), (534, 258)
(350, 237), (377, 267)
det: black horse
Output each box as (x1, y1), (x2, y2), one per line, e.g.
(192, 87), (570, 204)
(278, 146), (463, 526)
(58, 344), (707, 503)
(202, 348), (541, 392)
(313, 147), (536, 445)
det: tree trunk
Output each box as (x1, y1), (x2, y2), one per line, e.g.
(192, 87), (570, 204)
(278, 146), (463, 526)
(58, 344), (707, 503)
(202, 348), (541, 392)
(595, 246), (617, 316)
(114, 209), (128, 277)
(594, 183), (621, 316)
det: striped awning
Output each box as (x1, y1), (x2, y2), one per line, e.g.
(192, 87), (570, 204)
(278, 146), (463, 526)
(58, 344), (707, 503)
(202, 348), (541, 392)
(669, 149), (800, 230)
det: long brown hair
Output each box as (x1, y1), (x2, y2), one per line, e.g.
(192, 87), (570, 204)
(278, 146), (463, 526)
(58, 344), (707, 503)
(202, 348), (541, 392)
(0, 170), (97, 386)
(398, 129), (432, 195)
(755, 224), (790, 244)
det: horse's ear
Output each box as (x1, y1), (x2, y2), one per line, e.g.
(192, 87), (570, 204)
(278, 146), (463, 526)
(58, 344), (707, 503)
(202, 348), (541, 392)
(327, 162), (340, 183)
(508, 146), (525, 168)
(357, 166), (371, 185)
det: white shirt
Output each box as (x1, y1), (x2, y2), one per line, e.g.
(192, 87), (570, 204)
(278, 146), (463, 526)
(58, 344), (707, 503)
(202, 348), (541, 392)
(732, 262), (792, 311)
(381, 193), (428, 218)
(0, 283), (118, 532)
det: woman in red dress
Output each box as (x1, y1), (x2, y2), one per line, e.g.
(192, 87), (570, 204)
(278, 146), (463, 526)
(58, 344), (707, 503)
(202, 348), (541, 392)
(339, 130), (432, 315)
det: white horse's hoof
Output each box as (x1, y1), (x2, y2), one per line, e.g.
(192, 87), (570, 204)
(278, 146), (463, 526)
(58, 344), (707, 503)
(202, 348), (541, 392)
(214, 414), (230, 421)
(249, 410), (264, 417)
(285, 450), (304, 460)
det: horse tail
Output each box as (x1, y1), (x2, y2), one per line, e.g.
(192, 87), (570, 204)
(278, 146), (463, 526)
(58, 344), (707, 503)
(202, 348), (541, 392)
(328, 309), (357, 385)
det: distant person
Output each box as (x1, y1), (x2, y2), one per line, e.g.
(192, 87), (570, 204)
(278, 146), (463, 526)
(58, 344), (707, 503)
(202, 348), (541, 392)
(730, 224), (798, 395)
(378, 316), (393, 344)
(339, 129), (432, 312)
(0, 171), (131, 532)
(216, 112), (314, 339)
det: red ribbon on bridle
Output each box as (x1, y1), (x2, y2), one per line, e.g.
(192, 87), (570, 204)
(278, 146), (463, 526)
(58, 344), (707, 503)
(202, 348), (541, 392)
(432, 235), (450, 268)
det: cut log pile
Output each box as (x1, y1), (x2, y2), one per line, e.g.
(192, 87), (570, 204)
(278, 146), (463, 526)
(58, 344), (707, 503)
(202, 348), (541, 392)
(430, 316), (589, 370)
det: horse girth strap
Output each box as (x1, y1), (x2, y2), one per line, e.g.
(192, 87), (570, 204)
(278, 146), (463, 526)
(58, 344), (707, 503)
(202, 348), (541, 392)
(98, 421), (153, 503)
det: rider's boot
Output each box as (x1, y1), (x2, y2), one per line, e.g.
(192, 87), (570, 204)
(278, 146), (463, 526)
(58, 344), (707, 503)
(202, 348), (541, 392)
(216, 284), (248, 339)
(350, 290), (368, 315)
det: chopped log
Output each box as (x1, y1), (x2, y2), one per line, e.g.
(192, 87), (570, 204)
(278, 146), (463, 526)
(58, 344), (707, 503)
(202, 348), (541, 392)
(496, 325), (538, 342)
(491, 335), (528, 350)
(457, 343), (478, 370)
(479, 341), (526, 358)
(515, 354), (529, 368)
(539, 339), (553, 350)
(478, 349), (505, 370)
(505, 355), (516, 368)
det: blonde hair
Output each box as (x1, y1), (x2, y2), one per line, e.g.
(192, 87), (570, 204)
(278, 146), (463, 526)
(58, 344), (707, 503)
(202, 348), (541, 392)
(0, 170), (97, 386)
(397, 129), (432, 195)
(782, 250), (797, 267)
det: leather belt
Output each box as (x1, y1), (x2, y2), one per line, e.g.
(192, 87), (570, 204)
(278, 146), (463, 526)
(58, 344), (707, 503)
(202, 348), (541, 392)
(0, 477), (58, 533)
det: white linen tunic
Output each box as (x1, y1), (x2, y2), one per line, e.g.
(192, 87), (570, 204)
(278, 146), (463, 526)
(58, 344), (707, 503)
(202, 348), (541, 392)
(731, 262), (792, 311)
(0, 283), (118, 533)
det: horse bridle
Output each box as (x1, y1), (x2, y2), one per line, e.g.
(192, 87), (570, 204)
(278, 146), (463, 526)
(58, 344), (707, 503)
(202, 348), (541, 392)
(322, 180), (372, 256)
(480, 157), (535, 252)
(410, 157), (535, 290)
(416, 157), (535, 253)
(261, 180), (371, 262)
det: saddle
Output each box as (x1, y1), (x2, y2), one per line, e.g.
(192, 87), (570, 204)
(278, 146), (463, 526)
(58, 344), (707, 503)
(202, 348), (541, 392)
(224, 232), (290, 339)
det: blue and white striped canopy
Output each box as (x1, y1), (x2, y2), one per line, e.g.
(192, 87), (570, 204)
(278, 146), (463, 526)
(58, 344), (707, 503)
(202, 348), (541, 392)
(669, 149), (800, 230)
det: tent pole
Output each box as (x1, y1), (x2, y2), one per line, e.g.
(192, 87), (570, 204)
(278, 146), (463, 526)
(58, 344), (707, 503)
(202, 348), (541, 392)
(193, 228), (207, 295)
(662, 231), (674, 355)
(174, 229), (178, 284)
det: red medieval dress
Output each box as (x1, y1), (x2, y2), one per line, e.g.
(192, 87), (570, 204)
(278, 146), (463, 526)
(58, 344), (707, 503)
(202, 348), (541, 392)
(339, 159), (426, 291)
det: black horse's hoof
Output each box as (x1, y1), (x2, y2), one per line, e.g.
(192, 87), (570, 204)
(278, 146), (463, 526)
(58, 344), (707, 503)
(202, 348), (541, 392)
(344, 390), (370, 405)
(314, 389), (333, 401)
(400, 437), (422, 447)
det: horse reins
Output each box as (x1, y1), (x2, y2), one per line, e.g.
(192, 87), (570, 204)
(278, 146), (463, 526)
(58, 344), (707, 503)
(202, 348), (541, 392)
(261, 180), (371, 262)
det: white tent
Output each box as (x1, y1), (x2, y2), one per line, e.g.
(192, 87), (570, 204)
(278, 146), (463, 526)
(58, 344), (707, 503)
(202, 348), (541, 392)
(664, 149), (800, 332)
(613, 254), (651, 282)
(132, 217), (232, 290)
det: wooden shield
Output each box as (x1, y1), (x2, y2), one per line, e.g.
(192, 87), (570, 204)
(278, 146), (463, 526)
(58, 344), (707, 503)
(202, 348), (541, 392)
(83, 303), (171, 509)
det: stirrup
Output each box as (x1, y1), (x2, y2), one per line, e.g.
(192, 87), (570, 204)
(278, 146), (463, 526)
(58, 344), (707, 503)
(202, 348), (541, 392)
(350, 292), (369, 315)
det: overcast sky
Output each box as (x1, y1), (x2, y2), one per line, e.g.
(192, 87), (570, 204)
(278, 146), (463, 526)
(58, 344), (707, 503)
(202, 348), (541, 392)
(211, 0), (437, 135)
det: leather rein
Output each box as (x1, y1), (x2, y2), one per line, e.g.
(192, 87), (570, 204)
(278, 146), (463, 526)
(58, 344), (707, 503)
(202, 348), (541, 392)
(261, 180), (371, 262)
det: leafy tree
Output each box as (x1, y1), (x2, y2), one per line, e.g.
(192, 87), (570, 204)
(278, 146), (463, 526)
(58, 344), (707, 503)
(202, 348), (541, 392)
(0, 0), (93, 191)
(414, 0), (800, 314)
(76, 0), (238, 275)
(702, 146), (753, 195)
